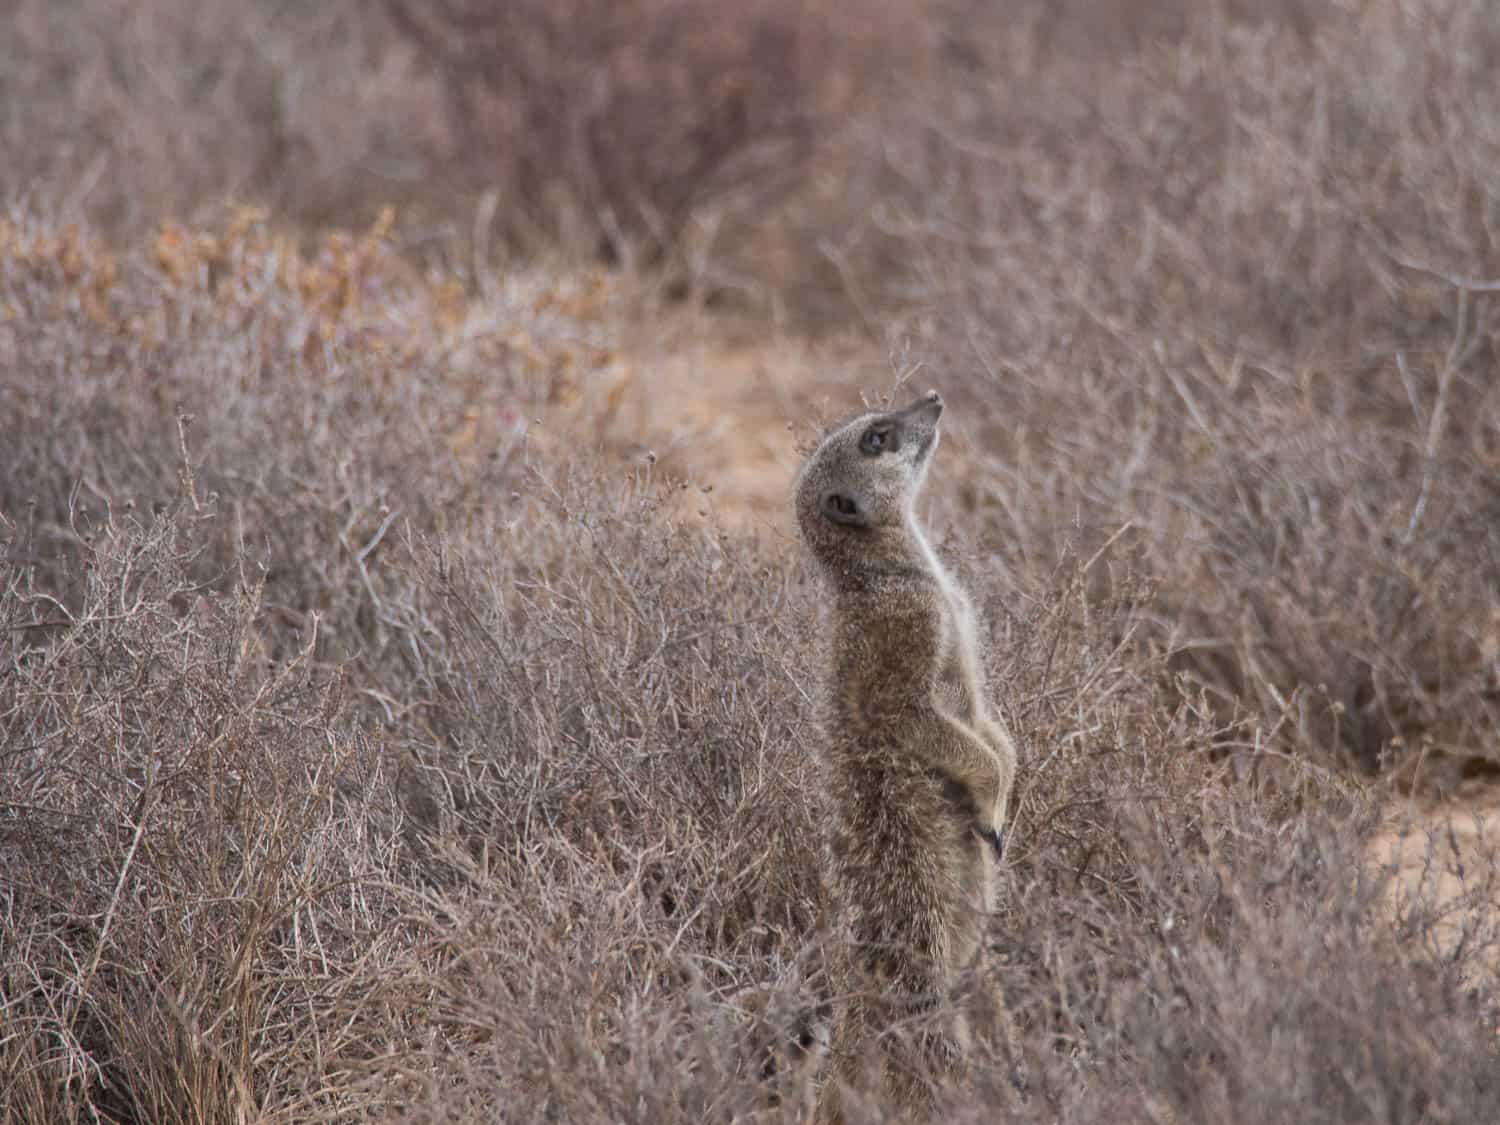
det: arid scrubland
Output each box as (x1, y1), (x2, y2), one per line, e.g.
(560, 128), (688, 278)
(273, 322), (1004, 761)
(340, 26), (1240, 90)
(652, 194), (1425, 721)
(3, 1), (1500, 1121)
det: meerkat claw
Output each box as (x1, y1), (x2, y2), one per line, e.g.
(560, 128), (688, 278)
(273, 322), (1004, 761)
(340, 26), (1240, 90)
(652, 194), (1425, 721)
(976, 824), (1005, 861)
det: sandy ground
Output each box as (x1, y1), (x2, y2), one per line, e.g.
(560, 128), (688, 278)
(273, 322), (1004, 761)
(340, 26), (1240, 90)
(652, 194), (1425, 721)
(612, 329), (810, 535)
(1368, 779), (1500, 977)
(594, 308), (848, 536)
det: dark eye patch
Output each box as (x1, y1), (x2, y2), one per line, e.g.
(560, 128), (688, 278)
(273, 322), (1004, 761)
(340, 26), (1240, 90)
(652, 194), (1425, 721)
(859, 421), (900, 455)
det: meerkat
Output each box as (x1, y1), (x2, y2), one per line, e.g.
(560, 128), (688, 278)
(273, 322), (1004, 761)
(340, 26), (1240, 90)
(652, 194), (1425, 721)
(793, 390), (1017, 1123)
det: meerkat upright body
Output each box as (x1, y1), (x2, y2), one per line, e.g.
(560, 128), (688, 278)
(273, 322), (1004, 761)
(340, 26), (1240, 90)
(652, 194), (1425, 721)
(794, 391), (1016, 1122)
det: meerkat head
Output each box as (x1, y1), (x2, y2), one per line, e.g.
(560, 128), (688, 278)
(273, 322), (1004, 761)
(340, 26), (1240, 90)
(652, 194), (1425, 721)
(794, 390), (944, 571)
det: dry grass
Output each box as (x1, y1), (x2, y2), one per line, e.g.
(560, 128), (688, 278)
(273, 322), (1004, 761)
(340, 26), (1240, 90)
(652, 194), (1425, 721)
(379, 0), (895, 269)
(0, 0), (898, 282)
(0, 2), (444, 239)
(4, 0), (1500, 1121)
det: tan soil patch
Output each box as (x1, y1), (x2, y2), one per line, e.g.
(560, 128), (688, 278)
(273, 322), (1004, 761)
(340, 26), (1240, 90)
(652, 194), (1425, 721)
(598, 312), (869, 534)
(613, 336), (807, 532)
(1368, 779), (1500, 976)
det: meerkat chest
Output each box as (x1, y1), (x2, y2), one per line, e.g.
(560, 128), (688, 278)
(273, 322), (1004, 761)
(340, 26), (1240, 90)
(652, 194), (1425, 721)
(934, 603), (961, 670)
(928, 572), (989, 724)
(921, 556), (972, 648)
(932, 632), (975, 729)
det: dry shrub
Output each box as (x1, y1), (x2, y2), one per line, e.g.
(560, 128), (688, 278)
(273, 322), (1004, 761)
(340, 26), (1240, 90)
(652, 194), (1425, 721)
(6, 0), (1500, 1117)
(0, 0), (446, 237)
(0, 202), (623, 644)
(0, 0), (902, 285)
(0, 506), (403, 1121)
(0, 207), (828, 1118)
(5, 210), (1498, 1121)
(381, 0), (896, 269)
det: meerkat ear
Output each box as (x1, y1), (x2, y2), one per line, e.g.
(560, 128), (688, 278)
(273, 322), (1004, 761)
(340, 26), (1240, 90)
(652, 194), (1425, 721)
(821, 490), (869, 528)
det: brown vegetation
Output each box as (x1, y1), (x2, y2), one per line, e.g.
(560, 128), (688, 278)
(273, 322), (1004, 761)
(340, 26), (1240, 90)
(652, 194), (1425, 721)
(4, 0), (1500, 1121)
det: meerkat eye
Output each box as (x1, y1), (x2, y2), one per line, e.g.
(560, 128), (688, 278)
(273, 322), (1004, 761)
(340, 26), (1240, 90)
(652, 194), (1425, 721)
(860, 425), (893, 455)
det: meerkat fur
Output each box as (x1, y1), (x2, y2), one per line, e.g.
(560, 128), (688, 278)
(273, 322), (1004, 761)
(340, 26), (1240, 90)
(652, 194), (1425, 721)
(793, 390), (1017, 1121)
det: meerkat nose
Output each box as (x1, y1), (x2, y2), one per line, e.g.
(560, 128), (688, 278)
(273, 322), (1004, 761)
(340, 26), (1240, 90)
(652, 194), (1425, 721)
(903, 390), (943, 419)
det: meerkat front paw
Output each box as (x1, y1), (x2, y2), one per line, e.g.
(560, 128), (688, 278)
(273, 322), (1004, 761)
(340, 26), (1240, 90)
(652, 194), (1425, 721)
(975, 718), (1017, 773)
